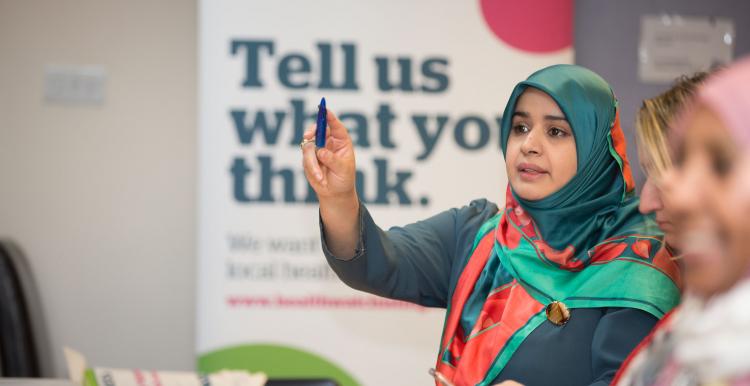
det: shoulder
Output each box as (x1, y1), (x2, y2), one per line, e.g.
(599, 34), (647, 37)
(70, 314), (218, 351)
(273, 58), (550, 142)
(449, 199), (501, 233)
(459, 198), (500, 218)
(467, 198), (499, 210)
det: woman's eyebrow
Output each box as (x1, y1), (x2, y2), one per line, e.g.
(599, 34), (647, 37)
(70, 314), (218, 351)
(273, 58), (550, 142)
(512, 111), (568, 123)
(544, 115), (567, 122)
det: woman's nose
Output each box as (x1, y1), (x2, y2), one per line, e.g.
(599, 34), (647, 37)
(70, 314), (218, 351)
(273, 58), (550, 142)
(521, 128), (542, 155)
(639, 177), (664, 215)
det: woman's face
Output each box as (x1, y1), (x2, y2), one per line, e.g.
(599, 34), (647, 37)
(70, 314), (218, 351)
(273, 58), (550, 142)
(506, 88), (577, 201)
(663, 106), (749, 297)
(637, 151), (679, 249)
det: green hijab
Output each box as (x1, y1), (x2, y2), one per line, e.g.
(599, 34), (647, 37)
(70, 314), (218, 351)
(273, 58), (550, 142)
(500, 64), (637, 253)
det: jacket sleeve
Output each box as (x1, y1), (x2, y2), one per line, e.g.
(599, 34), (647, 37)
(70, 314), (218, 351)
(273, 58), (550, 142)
(320, 199), (498, 308)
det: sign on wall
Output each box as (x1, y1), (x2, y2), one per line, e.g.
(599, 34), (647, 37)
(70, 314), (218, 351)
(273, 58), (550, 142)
(639, 14), (734, 84)
(198, 1), (572, 385)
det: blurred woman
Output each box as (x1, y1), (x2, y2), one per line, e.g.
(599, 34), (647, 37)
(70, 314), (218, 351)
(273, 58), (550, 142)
(636, 72), (710, 251)
(614, 57), (750, 386)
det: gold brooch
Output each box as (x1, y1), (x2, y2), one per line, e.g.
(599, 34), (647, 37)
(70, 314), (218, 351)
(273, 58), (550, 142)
(546, 301), (570, 326)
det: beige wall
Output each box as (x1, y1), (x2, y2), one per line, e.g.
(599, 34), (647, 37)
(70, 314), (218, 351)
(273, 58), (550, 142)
(0, 0), (197, 376)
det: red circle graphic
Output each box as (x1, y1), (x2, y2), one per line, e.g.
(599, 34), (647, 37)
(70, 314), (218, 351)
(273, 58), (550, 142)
(479, 0), (572, 53)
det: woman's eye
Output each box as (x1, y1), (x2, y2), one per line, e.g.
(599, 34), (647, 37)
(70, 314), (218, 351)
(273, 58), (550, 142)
(513, 124), (529, 134)
(707, 142), (735, 177)
(711, 153), (733, 176)
(549, 127), (567, 137)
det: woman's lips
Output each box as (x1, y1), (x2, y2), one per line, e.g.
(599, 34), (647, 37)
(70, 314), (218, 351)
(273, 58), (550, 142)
(517, 163), (548, 181)
(679, 230), (723, 265)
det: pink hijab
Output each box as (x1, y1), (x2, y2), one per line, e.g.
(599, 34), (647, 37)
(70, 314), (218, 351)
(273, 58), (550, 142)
(697, 56), (750, 145)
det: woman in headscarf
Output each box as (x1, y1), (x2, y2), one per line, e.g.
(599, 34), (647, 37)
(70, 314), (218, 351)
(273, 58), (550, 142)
(613, 57), (750, 386)
(302, 64), (681, 386)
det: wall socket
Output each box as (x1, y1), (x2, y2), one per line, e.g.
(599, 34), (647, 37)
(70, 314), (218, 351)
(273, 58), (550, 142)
(44, 65), (107, 105)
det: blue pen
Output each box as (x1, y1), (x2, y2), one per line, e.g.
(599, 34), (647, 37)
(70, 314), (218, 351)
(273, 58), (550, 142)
(315, 97), (327, 148)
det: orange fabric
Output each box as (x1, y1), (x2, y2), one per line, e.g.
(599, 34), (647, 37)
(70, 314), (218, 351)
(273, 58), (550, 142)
(435, 218), (545, 386)
(451, 285), (543, 385)
(610, 109), (636, 192)
(438, 232), (497, 351)
(652, 246), (683, 290)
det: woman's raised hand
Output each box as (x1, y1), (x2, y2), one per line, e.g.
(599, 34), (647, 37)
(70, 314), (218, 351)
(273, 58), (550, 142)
(301, 109), (357, 201)
(301, 109), (361, 259)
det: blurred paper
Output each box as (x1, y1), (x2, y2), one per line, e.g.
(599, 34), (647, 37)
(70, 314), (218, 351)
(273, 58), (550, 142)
(639, 14), (734, 83)
(64, 347), (267, 386)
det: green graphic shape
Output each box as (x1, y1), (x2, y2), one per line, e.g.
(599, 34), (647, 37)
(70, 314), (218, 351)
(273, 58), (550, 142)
(198, 343), (360, 386)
